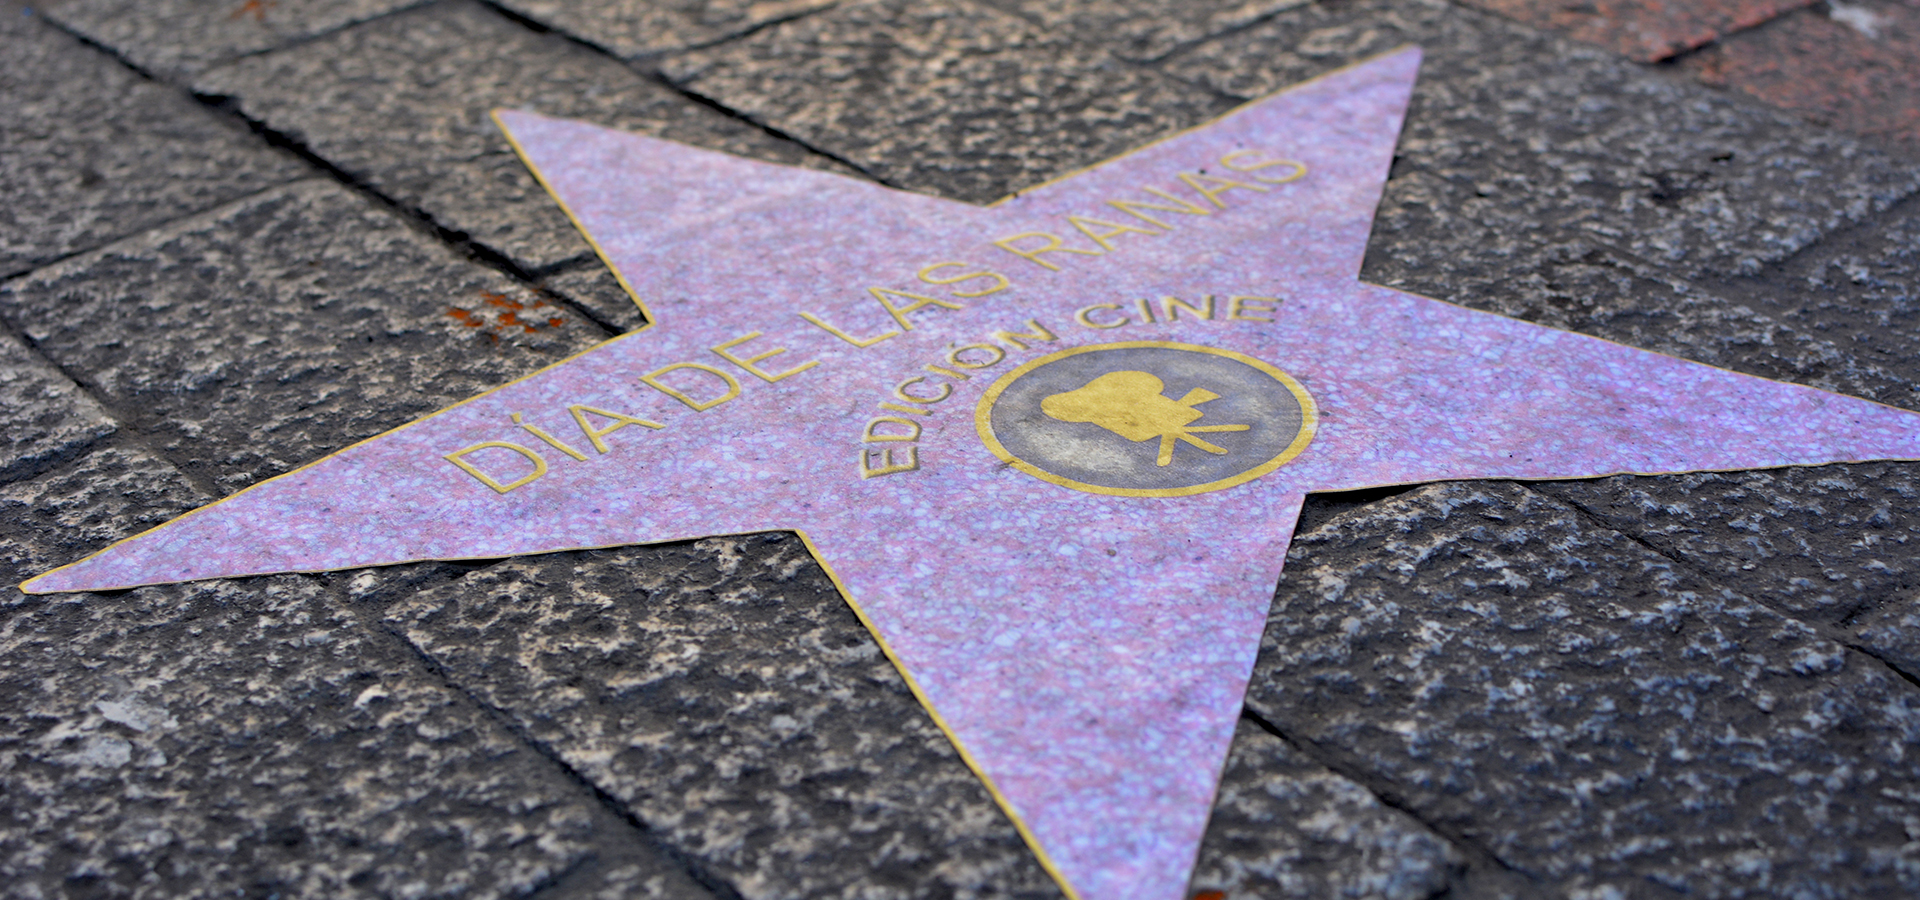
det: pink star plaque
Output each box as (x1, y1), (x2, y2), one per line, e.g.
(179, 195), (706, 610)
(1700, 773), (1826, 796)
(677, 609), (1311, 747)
(26, 49), (1920, 900)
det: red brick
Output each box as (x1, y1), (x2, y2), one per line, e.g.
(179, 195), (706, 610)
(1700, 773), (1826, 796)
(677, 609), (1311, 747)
(1686, 1), (1920, 148)
(1457, 0), (1814, 60)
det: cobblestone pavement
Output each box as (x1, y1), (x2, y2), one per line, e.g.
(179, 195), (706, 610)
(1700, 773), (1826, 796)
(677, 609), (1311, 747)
(3, 0), (1918, 897)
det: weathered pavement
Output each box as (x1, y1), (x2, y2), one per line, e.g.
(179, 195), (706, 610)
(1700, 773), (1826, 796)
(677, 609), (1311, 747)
(3, 0), (1918, 897)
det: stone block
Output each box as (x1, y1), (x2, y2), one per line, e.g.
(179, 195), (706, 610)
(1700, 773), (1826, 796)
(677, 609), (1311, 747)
(494, 0), (838, 60)
(193, 1), (832, 274)
(382, 533), (1061, 900)
(1540, 463), (1920, 631)
(0, 438), (710, 898)
(1163, 0), (1917, 285)
(0, 572), (708, 899)
(0, 3), (302, 277)
(662, 0), (1226, 204)
(984, 0), (1312, 62)
(1255, 480), (1920, 897)
(1534, 202), (1920, 655)
(1455, 0), (1814, 61)
(1748, 198), (1920, 382)
(1189, 719), (1465, 900)
(1685, 0), (1920, 150)
(0, 445), (204, 599)
(37, 0), (427, 79)
(0, 179), (600, 496)
(540, 258), (651, 334)
(0, 329), (115, 486)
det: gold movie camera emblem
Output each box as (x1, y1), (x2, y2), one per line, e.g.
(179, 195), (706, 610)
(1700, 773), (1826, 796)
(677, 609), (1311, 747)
(977, 341), (1317, 497)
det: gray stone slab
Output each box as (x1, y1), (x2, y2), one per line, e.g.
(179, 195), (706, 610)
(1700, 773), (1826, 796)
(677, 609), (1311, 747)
(984, 0), (1310, 62)
(0, 444), (205, 596)
(1162, 0), (1918, 287)
(1255, 479), (1920, 898)
(0, 179), (602, 496)
(541, 258), (651, 334)
(1189, 718), (1464, 900)
(0, 576), (709, 899)
(36, 0), (426, 80)
(1539, 464), (1920, 649)
(0, 329), (115, 485)
(1723, 196), (1920, 400)
(494, 0), (837, 60)
(1525, 206), (1920, 680)
(661, 0), (1228, 204)
(0, 3), (302, 277)
(192, 1), (833, 275)
(0, 442), (712, 898)
(381, 533), (1061, 900)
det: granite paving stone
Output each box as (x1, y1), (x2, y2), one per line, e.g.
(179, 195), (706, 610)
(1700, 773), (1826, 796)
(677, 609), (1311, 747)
(661, 0), (1229, 204)
(492, 0), (840, 61)
(1255, 479), (1920, 898)
(381, 534), (1063, 900)
(0, 575), (708, 900)
(192, 0), (836, 277)
(1540, 464), (1920, 661)
(0, 441), (712, 899)
(1187, 718), (1465, 900)
(1163, 0), (1917, 287)
(1531, 201), (1920, 666)
(0, 444), (206, 598)
(0, 3), (303, 277)
(1452, 0), (1814, 61)
(0, 328), (115, 486)
(538, 257), (652, 334)
(1753, 194), (1920, 370)
(1358, 230), (1920, 410)
(981, 0), (1312, 62)
(0, 179), (599, 496)
(36, 0), (428, 80)
(1685, 0), (1920, 149)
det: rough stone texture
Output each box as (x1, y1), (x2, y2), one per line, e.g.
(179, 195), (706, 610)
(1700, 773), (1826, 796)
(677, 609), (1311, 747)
(0, 445), (205, 597)
(494, 0), (839, 60)
(0, 574), (707, 900)
(1163, 0), (1917, 286)
(1541, 464), (1920, 656)
(662, 0), (1228, 203)
(1686, 0), (1920, 150)
(0, 179), (599, 495)
(36, 0), (427, 80)
(983, 0), (1312, 61)
(0, 329), (115, 486)
(381, 534), (1063, 900)
(193, 1), (834, 275)
(0, 4), (302, 277)
(540, 257), (651, 334)
(0, 439), (709, 899)
(1753, 196), (1920, 377)
(1531, 201), (1920, 663)
(1187, 718), (1463, 900)
(1454, 0), (1814, 61)
(1255, 480), (1920, 898)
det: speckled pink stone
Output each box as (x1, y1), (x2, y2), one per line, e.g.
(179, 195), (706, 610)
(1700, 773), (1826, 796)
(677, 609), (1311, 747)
(28, 50), (1920, 900)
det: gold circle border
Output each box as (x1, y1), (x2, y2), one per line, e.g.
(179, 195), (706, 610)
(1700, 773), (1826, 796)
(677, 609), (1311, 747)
(975, 340), (1319, 498)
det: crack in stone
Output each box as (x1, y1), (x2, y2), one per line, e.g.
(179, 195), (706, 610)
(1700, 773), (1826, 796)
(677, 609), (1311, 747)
(339, 574), (747, 900)
(1235, 705), (1539, 897)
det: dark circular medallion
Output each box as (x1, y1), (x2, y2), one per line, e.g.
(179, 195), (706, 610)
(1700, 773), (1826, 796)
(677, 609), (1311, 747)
(976, 341), (1316, 497)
